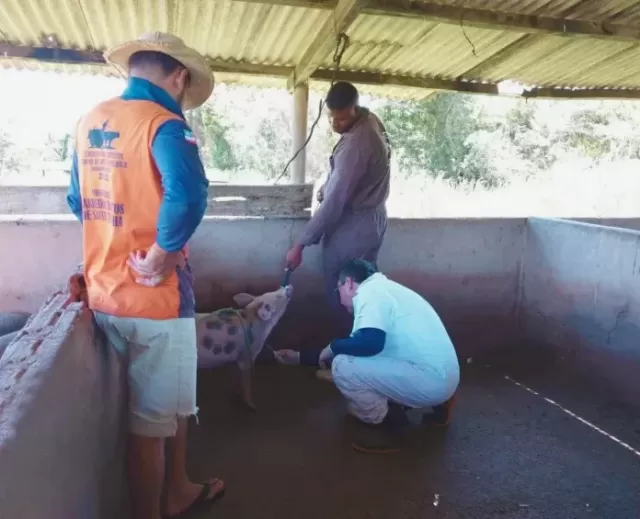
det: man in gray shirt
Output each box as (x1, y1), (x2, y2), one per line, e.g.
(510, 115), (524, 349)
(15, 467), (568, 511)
(285, 82), (391, 334)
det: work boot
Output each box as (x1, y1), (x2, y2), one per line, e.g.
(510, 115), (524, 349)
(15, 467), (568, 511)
(422, 393), (456, 427)
(350, 402), (409, 454)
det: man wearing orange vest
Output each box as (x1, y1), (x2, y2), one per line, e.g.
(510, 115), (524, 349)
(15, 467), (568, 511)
(66, 33), (223, 519)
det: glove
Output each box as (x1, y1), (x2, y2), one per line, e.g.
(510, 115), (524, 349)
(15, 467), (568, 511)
(318, 344), (334, 369)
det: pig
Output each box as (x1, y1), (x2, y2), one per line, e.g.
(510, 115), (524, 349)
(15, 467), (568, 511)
(195, 284), (293, 410)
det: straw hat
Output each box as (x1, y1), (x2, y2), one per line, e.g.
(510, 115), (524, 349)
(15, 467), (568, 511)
(104, 32), (214, 110)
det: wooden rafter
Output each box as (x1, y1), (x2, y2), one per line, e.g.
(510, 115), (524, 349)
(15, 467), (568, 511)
(310, 68), (501, 95)
(3, 43), (640, 100)
(0, 44), (292, 78)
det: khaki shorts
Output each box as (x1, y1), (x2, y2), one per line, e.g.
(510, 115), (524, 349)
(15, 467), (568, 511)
(93, 311), (198, 438)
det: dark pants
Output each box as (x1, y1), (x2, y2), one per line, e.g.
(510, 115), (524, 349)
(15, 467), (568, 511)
(321, 206), (387, 337)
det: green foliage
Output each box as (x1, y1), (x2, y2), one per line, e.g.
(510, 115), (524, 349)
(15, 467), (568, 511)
(186, 105), (238, 171)
(378, 93), (491, 184)
(500, 102), (556, 171)
(7, 81), (640, 191)
(251, 117), (293, 180)
(560, 105), (640, 161)
(47, 132), (72, 162)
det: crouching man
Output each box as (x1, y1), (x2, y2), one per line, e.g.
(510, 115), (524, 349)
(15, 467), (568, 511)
(275, 259), (460, 453)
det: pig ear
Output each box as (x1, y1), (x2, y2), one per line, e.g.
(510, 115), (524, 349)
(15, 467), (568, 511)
(233, 293), (255, 307)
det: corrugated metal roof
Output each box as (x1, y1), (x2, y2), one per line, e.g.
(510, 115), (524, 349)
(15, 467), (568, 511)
(2, 0), (640, 99)
(429, 0), (640, 23)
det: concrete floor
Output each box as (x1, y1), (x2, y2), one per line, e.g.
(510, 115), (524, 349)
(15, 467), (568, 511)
(186, 361), (640, 519)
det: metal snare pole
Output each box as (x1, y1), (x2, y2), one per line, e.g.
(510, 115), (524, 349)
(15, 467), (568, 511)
(263, 267), (293, 358)
(280, 267), (292, 287)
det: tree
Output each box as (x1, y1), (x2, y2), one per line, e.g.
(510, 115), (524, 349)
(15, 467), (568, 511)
(502, 102), (556, 170)
(378, 93), (490, 184)
(186, 105), (238, 171)
(46, 132), (72, 162)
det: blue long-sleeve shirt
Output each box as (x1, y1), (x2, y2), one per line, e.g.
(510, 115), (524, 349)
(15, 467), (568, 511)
(298, 327), (386, 366)
(330, 327), (386, 357)
(66, 77), (208, 253)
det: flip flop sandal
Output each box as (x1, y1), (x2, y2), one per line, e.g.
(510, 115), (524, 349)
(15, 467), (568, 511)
(162, 480), (226, 519)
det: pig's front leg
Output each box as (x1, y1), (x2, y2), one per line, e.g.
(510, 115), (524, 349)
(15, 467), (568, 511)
(238, 366), (257, 411)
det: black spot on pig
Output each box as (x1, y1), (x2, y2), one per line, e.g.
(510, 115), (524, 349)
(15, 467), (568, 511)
(213, 345), (222, 355)
(206, 320), (223, 331)
(224, 341), (236, 354)
(227, 325), (238, 336)
(202, 335), (214, 350)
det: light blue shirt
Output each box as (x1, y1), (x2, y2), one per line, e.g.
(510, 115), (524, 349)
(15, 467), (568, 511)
(351, 273), (460, 377)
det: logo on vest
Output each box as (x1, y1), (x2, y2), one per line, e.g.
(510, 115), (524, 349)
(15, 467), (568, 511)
(184, 129), (197, 145)
(88, 121), (120, 149)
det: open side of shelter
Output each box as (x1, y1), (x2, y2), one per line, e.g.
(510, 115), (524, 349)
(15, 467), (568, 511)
(4, 0), (640, 184)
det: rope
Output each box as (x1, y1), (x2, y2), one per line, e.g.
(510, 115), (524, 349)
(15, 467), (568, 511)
(273, 32), (350, 185)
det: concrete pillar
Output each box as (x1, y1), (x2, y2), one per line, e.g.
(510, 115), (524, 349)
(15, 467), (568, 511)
(291, 83), (309, 184)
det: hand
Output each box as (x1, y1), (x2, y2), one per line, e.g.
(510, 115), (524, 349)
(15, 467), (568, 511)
(285, 244), (304, 271)
(273, 349), (301, 365)
(318, 344), (334, 369)
(127, 243), (185, 287)
(68, 273), (87, 304)
(316, 186), (325, 203)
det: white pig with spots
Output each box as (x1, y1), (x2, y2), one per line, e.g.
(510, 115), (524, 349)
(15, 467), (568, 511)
(195, 284), (293, 410)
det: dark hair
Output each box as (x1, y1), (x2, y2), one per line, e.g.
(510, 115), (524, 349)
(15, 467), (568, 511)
(338, 259), (378, 284)
(326, 81), (359, 110)
(128, 50), (187, 77)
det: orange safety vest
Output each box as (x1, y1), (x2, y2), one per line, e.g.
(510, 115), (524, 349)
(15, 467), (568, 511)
(76, 98), (191, 320)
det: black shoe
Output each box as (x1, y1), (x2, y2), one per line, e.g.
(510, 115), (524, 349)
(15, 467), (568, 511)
(422, 394), (456, 427)
(350, 404), (408, 454)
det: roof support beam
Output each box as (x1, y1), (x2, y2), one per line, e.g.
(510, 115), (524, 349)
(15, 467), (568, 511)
(0, 43), (292, 78)
(521, 87), (640, 100)
(0, 43), (104, 65)
(287, 0), (367, 90)
(311, 69), (640, 100)
(4, 43), (640, 100)
(311, 68), (501, 95)
(235, 0), (640, 43)
(291, 83), (309, 183)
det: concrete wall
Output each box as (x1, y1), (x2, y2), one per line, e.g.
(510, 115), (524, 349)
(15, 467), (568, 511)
(0, 292), (127, 519)
(520, 217), (640, 403)
(572, 217), (640, 232)
(0, 215), (527, 518)
(0, 215), (527, 357)
(4, 215), (640, 517)
(0, 184), (314, 217)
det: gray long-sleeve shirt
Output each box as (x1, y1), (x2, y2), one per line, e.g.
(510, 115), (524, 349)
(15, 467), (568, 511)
(297, 107), (391, 246)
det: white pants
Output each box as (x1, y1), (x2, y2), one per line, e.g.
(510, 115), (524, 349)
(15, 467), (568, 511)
(332, 354), (459, 425)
